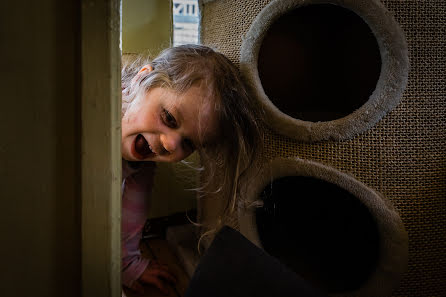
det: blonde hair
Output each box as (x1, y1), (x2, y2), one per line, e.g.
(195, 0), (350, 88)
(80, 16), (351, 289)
(122, 45), (263, 244)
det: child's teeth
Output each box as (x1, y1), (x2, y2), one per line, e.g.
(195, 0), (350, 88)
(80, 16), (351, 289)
(148, 143), (155, 154)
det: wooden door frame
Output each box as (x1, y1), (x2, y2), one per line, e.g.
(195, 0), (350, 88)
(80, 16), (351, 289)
(81, 0), (121, 296)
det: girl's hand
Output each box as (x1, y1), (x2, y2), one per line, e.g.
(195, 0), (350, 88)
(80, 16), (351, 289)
(131, 260), (177, 295)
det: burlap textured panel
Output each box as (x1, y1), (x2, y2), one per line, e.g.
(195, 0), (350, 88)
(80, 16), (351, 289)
(200, 0), (445, 296)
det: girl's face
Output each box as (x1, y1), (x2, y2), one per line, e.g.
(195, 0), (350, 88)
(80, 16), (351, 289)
(122, 85), (218, 163)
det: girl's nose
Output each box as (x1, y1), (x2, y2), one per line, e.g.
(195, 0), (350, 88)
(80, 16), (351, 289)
(160, 132), (182, 154)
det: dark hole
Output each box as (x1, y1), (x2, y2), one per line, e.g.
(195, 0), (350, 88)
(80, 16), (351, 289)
(258, 4), (382, 122)
(256, 176), (380, 293)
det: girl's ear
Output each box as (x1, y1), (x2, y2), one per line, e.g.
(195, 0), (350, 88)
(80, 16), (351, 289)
(138, 64), (153, 74)
(131, 64), (153, 85)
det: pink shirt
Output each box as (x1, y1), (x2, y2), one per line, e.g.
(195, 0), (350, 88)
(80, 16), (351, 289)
(121, 160), (156, 290)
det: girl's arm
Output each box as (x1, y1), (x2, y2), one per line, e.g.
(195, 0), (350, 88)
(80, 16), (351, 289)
(121, 161), (155, 290)
(121, 160), (176, 294)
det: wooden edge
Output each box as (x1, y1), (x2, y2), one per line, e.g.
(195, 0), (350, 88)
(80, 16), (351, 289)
(81, 0), (122, 296)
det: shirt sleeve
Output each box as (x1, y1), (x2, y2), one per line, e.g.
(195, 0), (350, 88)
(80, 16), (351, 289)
(121, 160), (156, 289)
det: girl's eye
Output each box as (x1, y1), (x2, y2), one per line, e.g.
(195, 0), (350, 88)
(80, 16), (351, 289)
(162, 108), (177, 128)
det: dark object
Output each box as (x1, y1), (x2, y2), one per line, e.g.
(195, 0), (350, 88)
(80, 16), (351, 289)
(142, 210), (197, 240)
(185, 226), (328, 297)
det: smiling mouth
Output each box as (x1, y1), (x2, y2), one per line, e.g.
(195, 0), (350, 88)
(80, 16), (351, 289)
(133, 134), (154, 160)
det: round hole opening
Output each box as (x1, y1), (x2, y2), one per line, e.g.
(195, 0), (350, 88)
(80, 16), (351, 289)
(256, 176), (380, 293)
(258, 4), (382, 122)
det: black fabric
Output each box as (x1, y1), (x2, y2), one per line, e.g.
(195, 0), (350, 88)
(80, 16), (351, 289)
(185, 226), (328, 297)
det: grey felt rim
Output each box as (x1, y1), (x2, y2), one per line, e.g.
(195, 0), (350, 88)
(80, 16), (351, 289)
(238, 157), (408, 297)
(240, 0), (409, 142)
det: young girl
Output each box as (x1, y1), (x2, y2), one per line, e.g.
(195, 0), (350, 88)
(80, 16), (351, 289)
(121, 45), (262, 294)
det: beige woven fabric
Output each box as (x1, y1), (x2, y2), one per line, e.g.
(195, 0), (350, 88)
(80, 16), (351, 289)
(200, 0), (446, 296)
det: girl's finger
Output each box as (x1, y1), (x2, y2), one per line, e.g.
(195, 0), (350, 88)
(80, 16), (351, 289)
(139, 275), (169, 295)
(150, 268), (177, 284)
